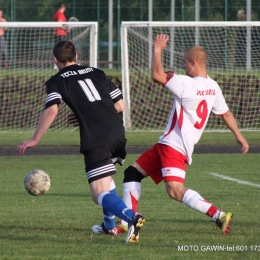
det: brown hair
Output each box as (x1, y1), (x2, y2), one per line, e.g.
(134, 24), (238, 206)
(53, 41), (76, 63)
(57, 2), (65, 9)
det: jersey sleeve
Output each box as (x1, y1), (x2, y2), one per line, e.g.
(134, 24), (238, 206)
(211, 87), (229, 115)
(106, 76), (123, 103)
(44, 79), (62, 109)
(164, 74), (186, 98)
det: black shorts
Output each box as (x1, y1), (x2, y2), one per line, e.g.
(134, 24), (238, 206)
(83, 139), (126, 183)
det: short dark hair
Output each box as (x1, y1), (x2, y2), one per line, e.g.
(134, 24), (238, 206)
(57, 2), (65, 9)
(53, 41), (76, 63)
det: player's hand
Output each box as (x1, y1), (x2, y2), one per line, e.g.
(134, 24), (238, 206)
(154, 34), (169, 51)
(17, 140), (38, 155)
(236, 135), (249, 154)
(68, 113), (79, 127)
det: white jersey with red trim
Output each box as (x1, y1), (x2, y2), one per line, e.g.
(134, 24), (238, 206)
(158, 73), (229, 165)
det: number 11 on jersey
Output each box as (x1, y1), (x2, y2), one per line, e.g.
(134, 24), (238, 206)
(78, 79), (101, 102)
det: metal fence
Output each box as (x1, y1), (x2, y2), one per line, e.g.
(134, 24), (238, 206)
(0, 0), (258, 68)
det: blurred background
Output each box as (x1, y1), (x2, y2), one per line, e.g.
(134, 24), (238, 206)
(0, 0), (258, 69)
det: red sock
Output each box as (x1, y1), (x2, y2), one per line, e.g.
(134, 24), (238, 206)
(206, 205), (219, 218)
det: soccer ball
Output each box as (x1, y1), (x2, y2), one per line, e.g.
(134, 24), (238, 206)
(24, 169), (51, 196)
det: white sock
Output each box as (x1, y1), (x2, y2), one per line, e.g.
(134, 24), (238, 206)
(182, 189), (212, 214)
(121, 181), (141, 226)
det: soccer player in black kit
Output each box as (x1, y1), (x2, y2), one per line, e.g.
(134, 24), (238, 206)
(17, 41), (145, 243)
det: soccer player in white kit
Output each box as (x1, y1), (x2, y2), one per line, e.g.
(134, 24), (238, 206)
(116, 34), (249, 238)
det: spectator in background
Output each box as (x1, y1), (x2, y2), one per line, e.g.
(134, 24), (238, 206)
(54, 2), (67, 43)
(237, 9), (247, 20)
(237, 8), (257, 21)
(0, 9), (8, 69)
(53, 3), (67, 69)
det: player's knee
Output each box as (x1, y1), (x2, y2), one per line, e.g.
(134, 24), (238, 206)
(123, 166), (144, 183)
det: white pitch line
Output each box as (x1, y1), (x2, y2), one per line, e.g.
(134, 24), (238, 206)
(208, 172), (260, 188)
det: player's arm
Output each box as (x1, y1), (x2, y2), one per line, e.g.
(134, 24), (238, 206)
(151, 34), (169, 85)
(221, 110), (249, 154)
(105, 74), (125, 113)
(17, 105), (59, 155)
(114, 99), (125, 113)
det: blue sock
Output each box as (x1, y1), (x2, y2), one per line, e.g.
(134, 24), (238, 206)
(103, 188), (117, 230)
(100, 192), (135, 223)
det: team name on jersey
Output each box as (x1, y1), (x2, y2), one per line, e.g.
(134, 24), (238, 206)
(60, 71), (78, 78)
(197, 89), (216, 96)
(77, 68), (94, 74)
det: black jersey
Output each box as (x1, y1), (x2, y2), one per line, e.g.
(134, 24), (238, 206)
(45, 64), (125, 153)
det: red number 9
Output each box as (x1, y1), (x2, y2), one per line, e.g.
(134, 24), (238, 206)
(194, 100), (208, 129)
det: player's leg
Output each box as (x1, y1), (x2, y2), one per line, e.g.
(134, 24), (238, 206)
(86, 142), (145, 242)
(93, 140), (129, 234)
(92, 140), (127, 235)
(120, 164), (145, 228)
(92, 179), (118, 234)
(181, 186), (233, 235)
(119, 144), (163, 233)
(165, 181), (221, 218)
(90, 176), (145, 242)
(89, 176), (137, 222)
(86, 151), (133, 234)
(165, 181), (232, 235)
(89, 176), (117, 235)
(123, 144), (162, 211)
(160, 145), (233, 235)
(85, 145), (120, 235)
(104, 180), (117, 228)
(92, 178), (128, 235)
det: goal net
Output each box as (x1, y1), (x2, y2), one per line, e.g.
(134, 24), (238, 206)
(0, 22), (97, 132)
(121, 21), (260, 131)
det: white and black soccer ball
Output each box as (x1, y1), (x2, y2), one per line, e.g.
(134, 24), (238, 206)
(24, 169), (51, 196)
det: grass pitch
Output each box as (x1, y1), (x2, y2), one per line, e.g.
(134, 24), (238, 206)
(1, 153), (260, 260)
(2, 131), (260, 148)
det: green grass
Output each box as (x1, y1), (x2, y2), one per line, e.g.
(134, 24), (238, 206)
(1, 131), (260, 148)
(1, 154), (260, 260)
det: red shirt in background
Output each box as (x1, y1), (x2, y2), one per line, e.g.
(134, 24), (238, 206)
(54, 11), (66, 36)
(0, 17), (6, 37)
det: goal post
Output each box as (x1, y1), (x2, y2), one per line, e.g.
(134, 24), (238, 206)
(0, 22), (97, 132)
(121, 21), (260, 131)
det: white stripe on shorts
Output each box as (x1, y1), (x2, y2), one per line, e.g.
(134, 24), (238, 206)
(87, 164), (116, 180)
(161, 167), (186, 179)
